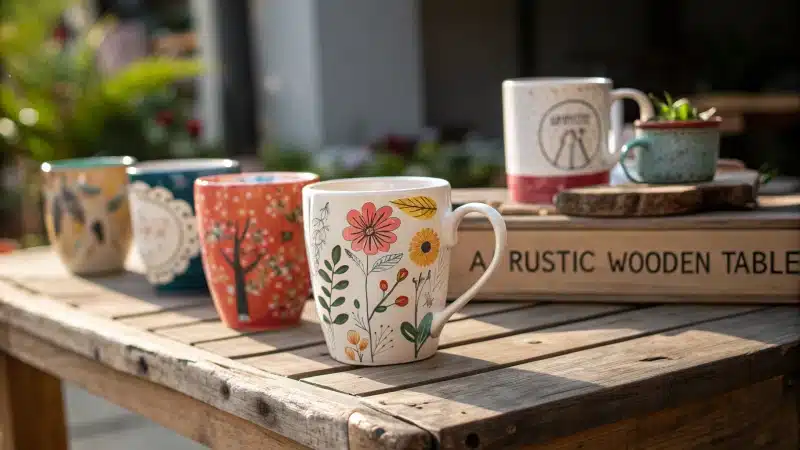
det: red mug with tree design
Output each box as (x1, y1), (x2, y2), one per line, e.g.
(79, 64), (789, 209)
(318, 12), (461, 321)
(195, 172), (319, 330)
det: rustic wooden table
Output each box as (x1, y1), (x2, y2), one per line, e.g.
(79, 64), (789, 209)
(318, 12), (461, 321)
(0, 247), (797, 449)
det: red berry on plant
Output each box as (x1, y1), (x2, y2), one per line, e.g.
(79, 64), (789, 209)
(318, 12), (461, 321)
(379, 280), (388, 291)
(155, 110), (174, 126)
(395, 296), (409, 307)
(396, 268), (408, 282)
(186, 119), (202, 137)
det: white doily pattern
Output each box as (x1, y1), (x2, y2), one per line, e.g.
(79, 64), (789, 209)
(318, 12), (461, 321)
(129, 181), (201, 284)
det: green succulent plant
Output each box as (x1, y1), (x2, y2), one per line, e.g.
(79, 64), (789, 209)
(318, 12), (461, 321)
(648, 92), (717, 122)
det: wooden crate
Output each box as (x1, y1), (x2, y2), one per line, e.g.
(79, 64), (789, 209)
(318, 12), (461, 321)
(448, 189), (800, 303)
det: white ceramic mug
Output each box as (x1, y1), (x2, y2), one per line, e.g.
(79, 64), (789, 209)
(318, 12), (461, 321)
(302, 177), (507, 366)
(502, 77), (655, 203)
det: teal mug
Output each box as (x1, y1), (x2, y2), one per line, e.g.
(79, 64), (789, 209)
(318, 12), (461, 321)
(620, 117), (722, 184)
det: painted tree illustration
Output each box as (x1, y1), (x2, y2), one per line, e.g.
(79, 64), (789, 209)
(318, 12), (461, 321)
(207, 217), (267, 321)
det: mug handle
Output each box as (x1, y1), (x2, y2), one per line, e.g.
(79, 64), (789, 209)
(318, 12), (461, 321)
(619, 137), (651, 183)
(430, 203), (507, 338)
(608, 88), (655, 156)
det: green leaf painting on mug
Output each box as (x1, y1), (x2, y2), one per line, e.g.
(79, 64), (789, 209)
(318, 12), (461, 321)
(317, 245), (350, 350)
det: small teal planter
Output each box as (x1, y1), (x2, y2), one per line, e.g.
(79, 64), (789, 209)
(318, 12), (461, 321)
(620, 117), (722, 184)
(127, 158), (240, 292)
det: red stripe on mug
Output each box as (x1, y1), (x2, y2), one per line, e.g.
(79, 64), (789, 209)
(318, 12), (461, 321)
(507, 171), (610, 204)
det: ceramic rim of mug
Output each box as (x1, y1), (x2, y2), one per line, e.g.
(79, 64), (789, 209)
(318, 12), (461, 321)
(303, 176), (450, 195)
(196, 171), (319, 188)
(503, 76), (612, 86)
(41, 156), (136, 172)
(634, 115), (723, 130)
(127, 158), (239, 175)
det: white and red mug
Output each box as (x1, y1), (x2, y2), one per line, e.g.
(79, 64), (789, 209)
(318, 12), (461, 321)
(502, 77), (654, 203)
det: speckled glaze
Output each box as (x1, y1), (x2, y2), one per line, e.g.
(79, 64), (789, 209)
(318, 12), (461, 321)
(620, 118), (722, 184)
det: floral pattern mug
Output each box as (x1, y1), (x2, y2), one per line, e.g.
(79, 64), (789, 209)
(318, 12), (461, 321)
(196, 172), (319, 330)
(303, 176), (507, 365)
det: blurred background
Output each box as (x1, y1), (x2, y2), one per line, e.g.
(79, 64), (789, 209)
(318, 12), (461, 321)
(1, 0), (799, 447)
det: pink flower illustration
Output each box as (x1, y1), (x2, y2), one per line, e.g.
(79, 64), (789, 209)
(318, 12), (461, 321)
(342, 202), (401, 255)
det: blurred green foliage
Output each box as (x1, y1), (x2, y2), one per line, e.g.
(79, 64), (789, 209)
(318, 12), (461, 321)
(0, 0), (204, 163)
(260, 134), (505, 189)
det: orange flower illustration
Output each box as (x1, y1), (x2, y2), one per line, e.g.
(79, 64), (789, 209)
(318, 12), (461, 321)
(342, 202), (400, 255)
(347, 330), (360, 345)
(345, 329), (368, 362)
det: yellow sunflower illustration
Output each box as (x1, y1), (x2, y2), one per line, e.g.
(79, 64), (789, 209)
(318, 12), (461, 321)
(409, 228), (440, 267)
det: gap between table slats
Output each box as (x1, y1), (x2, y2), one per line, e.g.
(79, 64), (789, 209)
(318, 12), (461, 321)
(363, 306), (800, 450)
(301, 304), (766, 396)
(153, 302), (547, 359)
(239, 304), (634, 379)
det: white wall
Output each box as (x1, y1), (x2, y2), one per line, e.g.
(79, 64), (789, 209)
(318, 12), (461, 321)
(252, 0), (324, 151)
(316, 0), (423, 144)
(251, 0), (422, 150)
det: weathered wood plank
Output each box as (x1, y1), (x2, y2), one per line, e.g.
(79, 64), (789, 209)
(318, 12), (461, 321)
(436, 303), (630, 349)
(524, 376), (798, 450)
(0, 279), (430, 450)
(238, 304), (624, 374)
(349, 410), (432, 450)
(366, 307), (800, 449)
(239, 303), (542, 378)
(155, 300), (320, 344)
(209, 303), (545, 360)
(304, 305), (763, 395)
(0, 350), (68, 450)
(196, 322), (325, 358)
(242, 345), (348, 379)
(6, 272), (209, 317)
(1, 324), (312, 450)
(117, 303), (219, 330)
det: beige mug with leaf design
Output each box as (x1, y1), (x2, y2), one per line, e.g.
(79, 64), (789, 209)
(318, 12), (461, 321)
(302, 176), (507, 365)
(41, 156), (135, 275)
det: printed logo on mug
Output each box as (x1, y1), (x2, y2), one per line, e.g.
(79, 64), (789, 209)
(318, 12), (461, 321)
(502, 77), (655, 203)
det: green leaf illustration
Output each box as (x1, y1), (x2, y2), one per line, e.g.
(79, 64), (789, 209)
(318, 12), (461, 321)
(318, 269), (332, 283)
(370, 253), (403, 273)
(333, 280), (349, 290)
(106, 193), (125, 213)
(334, 265), (349, 275)
(400, 322), (417, 343)
(333, 313), (349, 325)
(324, 260), (333, 271)
(321, 286), (331, 297)
(354, 299), (360, 309)
(79, 184), (102, 196)
(317, 296), (329, 311)
(331, 297), (345, 307)
(375, 305), (388, 313)
(417, 312), (434, 347)
(323, 315), (331, 324)
(332, 245), (341, 265)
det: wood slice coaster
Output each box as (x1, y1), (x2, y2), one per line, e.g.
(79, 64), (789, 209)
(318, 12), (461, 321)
(555, 170), (760, 217)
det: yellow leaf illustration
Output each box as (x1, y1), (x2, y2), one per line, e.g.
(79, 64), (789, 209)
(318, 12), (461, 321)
(390, 196), (437, 220)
